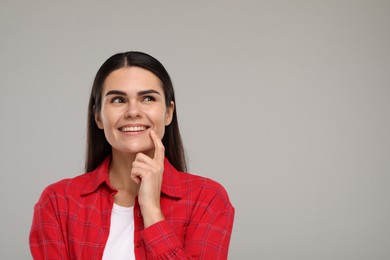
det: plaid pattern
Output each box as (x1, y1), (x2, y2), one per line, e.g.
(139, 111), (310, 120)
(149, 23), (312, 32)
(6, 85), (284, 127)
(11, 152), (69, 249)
(30, 157), (235, 259)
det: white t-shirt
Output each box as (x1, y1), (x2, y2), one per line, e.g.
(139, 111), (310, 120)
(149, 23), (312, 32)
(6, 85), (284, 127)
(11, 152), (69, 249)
(102, 204), (135, 260)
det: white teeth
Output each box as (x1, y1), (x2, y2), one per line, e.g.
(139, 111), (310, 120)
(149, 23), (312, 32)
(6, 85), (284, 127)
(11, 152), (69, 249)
(121, 126), (146, 132)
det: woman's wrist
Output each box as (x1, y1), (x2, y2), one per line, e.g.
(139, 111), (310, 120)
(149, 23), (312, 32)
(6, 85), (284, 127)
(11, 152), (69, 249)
(141, 206), (165, 228)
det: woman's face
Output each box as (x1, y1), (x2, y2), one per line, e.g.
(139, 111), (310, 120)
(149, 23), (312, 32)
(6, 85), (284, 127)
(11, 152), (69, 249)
(95, 66), (174, 156)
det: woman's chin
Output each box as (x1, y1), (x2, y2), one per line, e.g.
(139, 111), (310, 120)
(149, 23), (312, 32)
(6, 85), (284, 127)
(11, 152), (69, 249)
(113, 145), (154, 156)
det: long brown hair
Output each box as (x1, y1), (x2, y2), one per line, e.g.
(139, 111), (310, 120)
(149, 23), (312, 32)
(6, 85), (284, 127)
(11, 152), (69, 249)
(85, 51), (187, 172)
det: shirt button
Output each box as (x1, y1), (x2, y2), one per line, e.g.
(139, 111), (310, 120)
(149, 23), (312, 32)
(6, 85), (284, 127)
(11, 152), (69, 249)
(137, 211), (142, 217)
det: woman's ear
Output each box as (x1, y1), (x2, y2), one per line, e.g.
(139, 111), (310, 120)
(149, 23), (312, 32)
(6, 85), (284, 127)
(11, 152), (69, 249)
(165, 101), (175, 126)
(94, 107), (104, 129)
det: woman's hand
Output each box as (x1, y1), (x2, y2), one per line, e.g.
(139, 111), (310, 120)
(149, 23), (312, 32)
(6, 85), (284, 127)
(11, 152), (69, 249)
(130, 129), (165, 228)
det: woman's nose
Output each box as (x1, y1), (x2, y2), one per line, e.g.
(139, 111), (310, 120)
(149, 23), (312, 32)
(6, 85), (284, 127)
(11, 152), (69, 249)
(124, 102), (142, 118)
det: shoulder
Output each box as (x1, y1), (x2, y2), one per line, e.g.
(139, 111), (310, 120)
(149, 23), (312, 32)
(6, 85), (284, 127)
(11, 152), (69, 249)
(181, 171), (234, 213)
(35, 171), (98, 207)
(182, 172), (227, 195)
(37, 156), (112, 205)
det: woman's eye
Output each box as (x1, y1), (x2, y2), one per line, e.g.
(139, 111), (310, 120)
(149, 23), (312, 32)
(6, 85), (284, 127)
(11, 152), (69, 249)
(143, 96), (155, 102)
(112, 97), (125, 103)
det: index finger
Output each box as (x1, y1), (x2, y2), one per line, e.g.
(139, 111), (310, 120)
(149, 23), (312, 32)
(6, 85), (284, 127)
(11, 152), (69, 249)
(150, 129), (165, 162)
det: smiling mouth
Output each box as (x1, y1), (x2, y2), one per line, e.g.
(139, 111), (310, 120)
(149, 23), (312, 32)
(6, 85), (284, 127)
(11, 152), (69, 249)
(119, 126), (149, 133)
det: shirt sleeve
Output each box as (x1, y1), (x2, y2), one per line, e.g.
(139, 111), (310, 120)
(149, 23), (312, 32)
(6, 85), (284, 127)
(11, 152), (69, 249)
(29, 187), (68, 260)
(140, 183), (235, 259)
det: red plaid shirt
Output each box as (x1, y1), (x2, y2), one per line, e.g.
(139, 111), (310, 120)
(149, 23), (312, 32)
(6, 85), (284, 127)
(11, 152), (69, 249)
(29, 157), (234, 259)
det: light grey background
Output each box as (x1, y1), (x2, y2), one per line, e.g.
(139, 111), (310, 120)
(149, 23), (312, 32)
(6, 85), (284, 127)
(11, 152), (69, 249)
(1, 1), (389, 259)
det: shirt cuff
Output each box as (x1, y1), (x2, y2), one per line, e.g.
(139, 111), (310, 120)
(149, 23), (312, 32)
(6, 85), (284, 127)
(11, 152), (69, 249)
(141, 220), (183, 257)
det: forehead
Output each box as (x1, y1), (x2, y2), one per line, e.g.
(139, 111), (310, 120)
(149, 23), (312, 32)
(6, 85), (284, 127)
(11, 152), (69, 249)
(103, 66), (164, 93)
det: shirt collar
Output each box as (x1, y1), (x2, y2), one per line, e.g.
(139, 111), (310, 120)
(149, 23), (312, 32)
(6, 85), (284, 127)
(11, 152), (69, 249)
(81, 156), (184, 199)
(81, 156), (114, 196)
(161, 158), (184, 199)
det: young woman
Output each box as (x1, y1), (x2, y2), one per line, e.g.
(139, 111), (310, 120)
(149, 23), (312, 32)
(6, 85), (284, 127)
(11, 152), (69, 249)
(29, 51), (235, 259)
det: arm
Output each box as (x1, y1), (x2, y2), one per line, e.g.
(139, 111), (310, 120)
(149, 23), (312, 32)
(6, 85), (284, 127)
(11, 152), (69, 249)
(141, 200), (234, 259)
(131, 130), (234, 259)
(29, 187), (68, 260)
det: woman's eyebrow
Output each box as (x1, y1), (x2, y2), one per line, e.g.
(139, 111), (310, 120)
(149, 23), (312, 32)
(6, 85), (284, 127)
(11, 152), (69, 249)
(138, 89), (161, 96)
(105, 89), (161, 96)
(105, 90), (126, 96)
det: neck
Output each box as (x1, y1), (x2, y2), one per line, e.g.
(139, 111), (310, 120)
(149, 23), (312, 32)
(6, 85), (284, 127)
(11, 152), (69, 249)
(109, 149), (138, 194)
